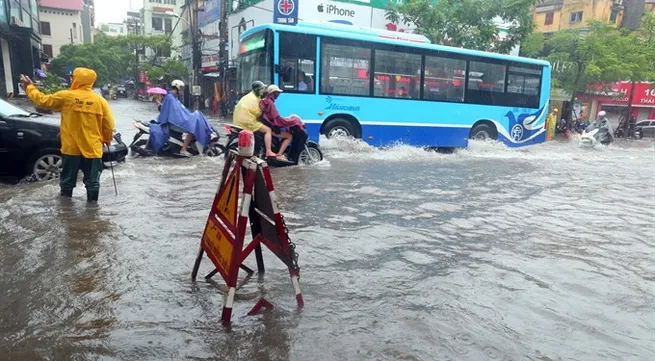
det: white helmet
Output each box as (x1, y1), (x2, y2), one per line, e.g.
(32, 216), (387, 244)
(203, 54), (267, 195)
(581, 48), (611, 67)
(598, 110), (606, 118)
(171, 79), (185, 89)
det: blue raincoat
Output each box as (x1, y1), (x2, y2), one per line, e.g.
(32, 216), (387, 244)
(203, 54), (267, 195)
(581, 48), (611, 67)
(149, 93), (214, 153)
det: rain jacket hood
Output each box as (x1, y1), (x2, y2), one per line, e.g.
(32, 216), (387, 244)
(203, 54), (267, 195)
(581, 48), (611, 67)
(71, 68), (97, 90)
(233, 91), (264, 132)
(26, 67), (115, 158)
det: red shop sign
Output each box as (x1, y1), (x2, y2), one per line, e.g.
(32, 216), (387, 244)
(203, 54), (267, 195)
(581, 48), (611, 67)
(586, 82), (655, 106)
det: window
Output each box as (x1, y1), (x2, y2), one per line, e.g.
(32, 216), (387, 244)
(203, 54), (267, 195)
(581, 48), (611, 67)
(467, 61), (505, 93)
(545, 12), (554, 25)
(238, 30), (273, 93)
(152, 17), (163, 31)
(278, 32), (316, 93)
(506, 66), (541, 108)
(569, 11), (583, 23)
(321, 42), (371, 96)
(373, 50), (420, 99)
(43, 44), (53, 58)
(40, 21), (51, 35)
(164, 18), (172, 33)
(73, 22), (77, 38)
(466, 61), (506, 105)
(423, 56), (466, 102)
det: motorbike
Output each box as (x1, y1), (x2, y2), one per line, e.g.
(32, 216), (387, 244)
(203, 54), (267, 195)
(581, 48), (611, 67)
(224, 120), (323, 166)
(579, 121), (613, 148)
(129, 120), (224, 158)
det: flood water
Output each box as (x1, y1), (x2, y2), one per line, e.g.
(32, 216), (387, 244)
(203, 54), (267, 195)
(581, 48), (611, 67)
(1, 100), (654, 361)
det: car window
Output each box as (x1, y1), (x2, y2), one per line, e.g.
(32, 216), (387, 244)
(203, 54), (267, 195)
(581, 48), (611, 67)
(636, 121), (650, 126)
(0, 99), (30, 118)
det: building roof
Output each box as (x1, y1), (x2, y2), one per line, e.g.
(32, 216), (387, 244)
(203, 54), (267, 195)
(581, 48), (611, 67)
(39, 0), (84, 11)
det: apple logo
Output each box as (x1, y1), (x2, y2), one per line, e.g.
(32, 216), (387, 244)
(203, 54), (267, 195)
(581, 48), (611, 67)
(317, 3), (324, 12)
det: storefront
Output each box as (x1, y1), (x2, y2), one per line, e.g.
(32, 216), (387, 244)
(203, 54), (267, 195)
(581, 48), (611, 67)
(579, 82), (655, 125)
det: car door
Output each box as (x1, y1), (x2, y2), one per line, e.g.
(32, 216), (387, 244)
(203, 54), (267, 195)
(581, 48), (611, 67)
(0, 117), (11, 174)
(645, 121), (655, 137)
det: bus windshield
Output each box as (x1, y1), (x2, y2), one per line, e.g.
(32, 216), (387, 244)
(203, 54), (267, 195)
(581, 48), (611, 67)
(238, 30), (272, 93)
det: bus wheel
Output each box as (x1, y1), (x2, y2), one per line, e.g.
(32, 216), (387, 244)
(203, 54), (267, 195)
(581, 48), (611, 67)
(324, 118), (357, 139)
(470, 123), (497, 141)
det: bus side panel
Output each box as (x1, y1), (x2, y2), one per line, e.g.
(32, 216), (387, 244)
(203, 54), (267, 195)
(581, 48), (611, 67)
(276, 94), (547, 148)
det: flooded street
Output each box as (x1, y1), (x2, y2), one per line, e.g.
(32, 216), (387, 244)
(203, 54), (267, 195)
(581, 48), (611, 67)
(1, 100), (654, 361)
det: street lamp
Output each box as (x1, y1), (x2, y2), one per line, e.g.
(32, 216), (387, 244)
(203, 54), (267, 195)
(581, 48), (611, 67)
(165, 11), (190, 26)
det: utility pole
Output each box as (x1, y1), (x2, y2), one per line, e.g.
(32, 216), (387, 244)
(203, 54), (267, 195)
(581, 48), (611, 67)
(189, 0), (202, 110)
(218, 0), (229, 111)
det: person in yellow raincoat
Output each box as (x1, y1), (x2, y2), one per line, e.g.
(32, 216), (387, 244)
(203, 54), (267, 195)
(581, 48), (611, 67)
(233, 81), (278, 159)
(546, 108), (558, 141)
(20, 68), (115, 202)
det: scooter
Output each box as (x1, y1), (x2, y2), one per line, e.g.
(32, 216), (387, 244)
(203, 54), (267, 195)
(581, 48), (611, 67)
(579, 121), (613, 148)
(129, 120), (224, 157)
(224, 121), (323, 166)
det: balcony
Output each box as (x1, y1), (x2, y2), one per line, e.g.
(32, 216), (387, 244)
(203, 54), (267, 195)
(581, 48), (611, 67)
(535, 0), (564, 12)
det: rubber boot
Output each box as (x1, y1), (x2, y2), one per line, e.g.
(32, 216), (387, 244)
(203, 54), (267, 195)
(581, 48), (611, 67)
(60, 189), (73, 198)
(87, 190), (99, 203)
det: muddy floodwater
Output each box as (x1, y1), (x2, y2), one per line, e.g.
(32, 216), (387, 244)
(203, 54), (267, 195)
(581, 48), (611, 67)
(1, 100), (654, 361)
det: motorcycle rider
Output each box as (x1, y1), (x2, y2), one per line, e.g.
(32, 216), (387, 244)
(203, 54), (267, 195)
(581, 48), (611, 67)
(166, 79), (195, 156)
(233, 81), (278, 159)
(588, 110), (614, 143)
(259, 84), (304, 162)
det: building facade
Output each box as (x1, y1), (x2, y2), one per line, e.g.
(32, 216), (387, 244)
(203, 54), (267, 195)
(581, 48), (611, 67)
(98, 22), (126, 36)
(39, 0), (90, 59)
(532, 0), (654, 34)
(0, 0), (43, 96)
(141, 0), (176, 36)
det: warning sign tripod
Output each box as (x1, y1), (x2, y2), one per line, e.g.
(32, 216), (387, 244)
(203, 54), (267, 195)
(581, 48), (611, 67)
(191, 150), (304, 324)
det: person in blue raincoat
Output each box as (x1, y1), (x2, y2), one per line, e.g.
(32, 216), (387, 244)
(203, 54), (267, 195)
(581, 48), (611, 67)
(149, 80), (214, 155)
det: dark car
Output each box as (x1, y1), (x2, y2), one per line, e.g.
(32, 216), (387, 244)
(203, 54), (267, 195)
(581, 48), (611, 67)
(0, 99), (128, 182)
(634, 120), (655, 139)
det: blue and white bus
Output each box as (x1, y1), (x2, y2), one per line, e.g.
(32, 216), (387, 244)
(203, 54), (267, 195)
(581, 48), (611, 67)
(237, 21), (551, 148)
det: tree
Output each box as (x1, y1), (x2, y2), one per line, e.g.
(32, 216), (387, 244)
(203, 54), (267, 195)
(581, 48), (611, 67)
(142, 59), (190, 85)
(385, 0), (536, 54)
(542, 21), (632, 105)
(48, 32), (176, 85)
(520, 32), (545, 58)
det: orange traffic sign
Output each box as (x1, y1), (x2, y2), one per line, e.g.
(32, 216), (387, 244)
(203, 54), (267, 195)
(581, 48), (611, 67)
(215, 167), (239, 230)
(201, 217), (234, 281)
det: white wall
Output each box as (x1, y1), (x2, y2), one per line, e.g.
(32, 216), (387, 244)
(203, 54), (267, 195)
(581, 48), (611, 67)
(226, 0), (408, 60)
(40, 8), (84, 58)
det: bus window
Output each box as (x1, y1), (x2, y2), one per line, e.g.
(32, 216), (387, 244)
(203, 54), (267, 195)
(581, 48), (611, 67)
(506, 66), (542, 108)
(373, 50), (421, 99)
(423, 56), (466, 103)
(278, 32), (316, 93)
(466, 61), (507, 105)
(321, 43), (371, 96)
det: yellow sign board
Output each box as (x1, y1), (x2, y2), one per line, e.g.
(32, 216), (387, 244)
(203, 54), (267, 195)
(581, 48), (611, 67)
(215, 168), (239, 229)
(201, 218), (233, 278)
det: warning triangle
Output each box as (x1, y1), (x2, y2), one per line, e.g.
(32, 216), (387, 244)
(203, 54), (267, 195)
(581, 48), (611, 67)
(215, 167), (239, 229)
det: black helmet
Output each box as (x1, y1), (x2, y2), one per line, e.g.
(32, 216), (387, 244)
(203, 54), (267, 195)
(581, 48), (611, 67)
(252, 80), (266, 95)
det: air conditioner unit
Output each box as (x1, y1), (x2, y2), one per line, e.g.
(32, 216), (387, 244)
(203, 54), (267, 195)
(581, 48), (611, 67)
(10, 16), (26, 27)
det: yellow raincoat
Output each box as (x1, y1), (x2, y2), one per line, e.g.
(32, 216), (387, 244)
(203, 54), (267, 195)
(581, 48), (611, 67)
(233, 90), (263, 132)
(26, 68), (115, 159)
(546, 110), (558, 141)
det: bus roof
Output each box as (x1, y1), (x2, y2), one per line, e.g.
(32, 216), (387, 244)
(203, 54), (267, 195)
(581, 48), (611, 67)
(240, 22), (550, 67)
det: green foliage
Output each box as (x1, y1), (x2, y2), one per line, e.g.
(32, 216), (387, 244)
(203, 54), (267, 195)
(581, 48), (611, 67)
(142, 59), (189, 84)
(543, 19), (655, 100)
(43, 73), (67, 94)
(385, 0), (536, 53)
(520, 32), (545, 58)
(49, 32), (176, 85)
